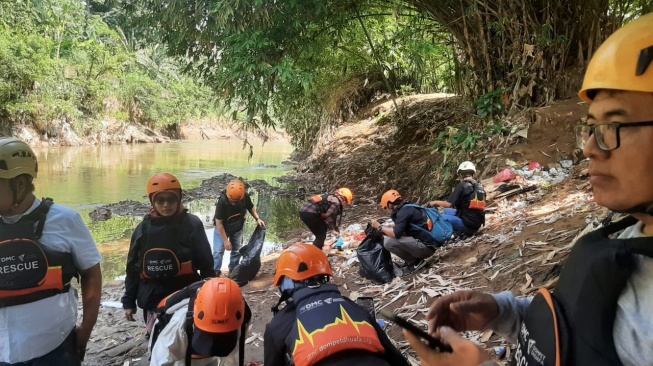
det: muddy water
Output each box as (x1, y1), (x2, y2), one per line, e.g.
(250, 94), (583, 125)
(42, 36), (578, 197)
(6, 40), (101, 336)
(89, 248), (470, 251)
(32, 140), (304, 281)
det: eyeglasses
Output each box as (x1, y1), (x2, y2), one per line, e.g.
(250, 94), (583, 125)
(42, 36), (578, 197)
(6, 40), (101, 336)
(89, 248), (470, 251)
(154, 196), (178, 205)
(575, 121), (653, 151)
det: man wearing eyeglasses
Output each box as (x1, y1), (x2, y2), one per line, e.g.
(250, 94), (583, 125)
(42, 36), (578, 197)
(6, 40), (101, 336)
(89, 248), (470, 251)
(405, 12), (653, 366)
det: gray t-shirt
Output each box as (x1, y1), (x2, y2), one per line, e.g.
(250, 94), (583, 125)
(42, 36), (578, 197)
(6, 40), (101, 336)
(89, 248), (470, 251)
(490, 221), (653, 366)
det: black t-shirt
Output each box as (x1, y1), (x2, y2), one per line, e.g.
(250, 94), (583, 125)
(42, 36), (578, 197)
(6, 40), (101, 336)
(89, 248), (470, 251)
(213, 191), (254, 227)
(447, 180), (485, 230)
(391, 202), (435, 244)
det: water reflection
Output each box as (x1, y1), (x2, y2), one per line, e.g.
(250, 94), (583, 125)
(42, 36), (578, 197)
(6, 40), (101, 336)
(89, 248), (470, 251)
(33, 140), (302, 282)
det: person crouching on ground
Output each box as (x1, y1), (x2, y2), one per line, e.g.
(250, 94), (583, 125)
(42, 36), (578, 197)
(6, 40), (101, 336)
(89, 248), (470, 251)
(0, 137), (102, 365)
(149, 278), (251, 366)
(212, 179), (265, 275)
(426, 161), (485, 236)
(405, 12), (653, 366)
(298, 188), (353, 251)
(264, 244), (409, 366)
(371, 190), (437, 273)
(122, 173), (215, 336)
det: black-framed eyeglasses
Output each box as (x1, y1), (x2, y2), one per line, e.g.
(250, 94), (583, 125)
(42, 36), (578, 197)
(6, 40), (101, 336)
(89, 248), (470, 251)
(575, 121), (653, 151)
(154, 196), (178, 205)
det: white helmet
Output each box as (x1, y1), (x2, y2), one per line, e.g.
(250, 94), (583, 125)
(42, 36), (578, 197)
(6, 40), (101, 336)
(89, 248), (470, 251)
(457, 161), (476, 174)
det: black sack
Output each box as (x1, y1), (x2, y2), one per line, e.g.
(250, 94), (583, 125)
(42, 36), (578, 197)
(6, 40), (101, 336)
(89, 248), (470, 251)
(356, 224), (395, 284)
(230, 226), (266, 287)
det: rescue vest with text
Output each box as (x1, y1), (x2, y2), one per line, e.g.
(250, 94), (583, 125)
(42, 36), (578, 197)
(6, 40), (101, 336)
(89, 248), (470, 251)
(0, 198), (78, 308)
(513, 216), (653, 366)
(286, 284), (384, 366)
(139, 214), (195, 280)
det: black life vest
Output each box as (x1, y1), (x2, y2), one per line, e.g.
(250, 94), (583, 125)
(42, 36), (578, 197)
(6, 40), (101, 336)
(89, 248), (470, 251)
(139, 213), (195, 280)
(0, 198), (78, 308)
(285, 284), (384, 366)
(513, 216), (653, 366)
(465, 180), (486, 211)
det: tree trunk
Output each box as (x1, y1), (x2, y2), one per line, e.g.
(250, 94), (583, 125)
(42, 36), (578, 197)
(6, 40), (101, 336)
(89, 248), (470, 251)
(406, 0), (644, 105)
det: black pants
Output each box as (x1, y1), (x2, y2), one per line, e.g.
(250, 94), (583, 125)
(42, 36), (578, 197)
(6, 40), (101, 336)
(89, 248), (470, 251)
(299, 211), (328, 249)
(1, 328), (80, 366)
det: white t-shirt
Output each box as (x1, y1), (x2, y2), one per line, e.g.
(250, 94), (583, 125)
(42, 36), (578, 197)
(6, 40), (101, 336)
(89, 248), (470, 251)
(149, 298), (240, 366)
(614, 222), (653, 366)
(0, 198), (102, 363)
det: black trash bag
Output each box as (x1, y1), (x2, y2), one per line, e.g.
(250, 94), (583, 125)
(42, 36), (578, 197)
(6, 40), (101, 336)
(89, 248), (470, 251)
(356, 224), (395, 284)
(230, 226), (266, 287)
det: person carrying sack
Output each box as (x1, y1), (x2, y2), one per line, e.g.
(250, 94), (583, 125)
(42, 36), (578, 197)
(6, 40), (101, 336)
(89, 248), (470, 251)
(212, 180), (265, 275)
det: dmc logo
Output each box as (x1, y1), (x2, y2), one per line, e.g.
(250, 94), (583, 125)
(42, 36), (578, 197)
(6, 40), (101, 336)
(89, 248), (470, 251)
(18, 254), (25, 261)
(212, 319), (228, 324)
(324, 298), (333, 304)
(300, 300), (324, 313)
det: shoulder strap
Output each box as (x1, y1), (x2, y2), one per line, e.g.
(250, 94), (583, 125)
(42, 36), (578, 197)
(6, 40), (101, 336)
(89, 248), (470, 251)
(601, 216), (639, 236)
(184, 293), (196, 366)
(34, 198), (53, 239)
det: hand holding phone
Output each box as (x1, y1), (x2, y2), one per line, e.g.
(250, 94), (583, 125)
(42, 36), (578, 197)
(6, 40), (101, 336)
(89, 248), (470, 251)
(379, 309), (453, 353)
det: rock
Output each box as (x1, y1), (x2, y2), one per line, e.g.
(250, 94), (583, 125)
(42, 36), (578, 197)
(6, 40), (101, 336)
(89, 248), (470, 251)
(465, 257), (478, 263)
(89, 208), (112, 221)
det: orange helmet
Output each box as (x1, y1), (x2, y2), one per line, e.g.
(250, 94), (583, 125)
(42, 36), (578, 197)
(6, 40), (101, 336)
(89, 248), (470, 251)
(273, 244), (333, 286)
(226, 180), (246, 201)
(335, 187), (353, 204)
(380, 189), (402, 209)
(147, 173), (182, 197)
(194, 278), (245, 333)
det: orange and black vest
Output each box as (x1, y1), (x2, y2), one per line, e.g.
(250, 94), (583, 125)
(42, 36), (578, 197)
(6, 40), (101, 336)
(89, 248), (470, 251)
(285, 285), (384, 366)
(513, 217), (653, 366)
(139, 214), (194, 280)
(308, 194), (343, 226)
(0, 199), (78, 308)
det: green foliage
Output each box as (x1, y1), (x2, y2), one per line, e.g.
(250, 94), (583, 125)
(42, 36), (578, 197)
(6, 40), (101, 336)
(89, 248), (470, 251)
(0, 0), (221, 134)
(130, 0), (457, 148)
(474, 89), (507, 119)
(433, 126), (482, 158)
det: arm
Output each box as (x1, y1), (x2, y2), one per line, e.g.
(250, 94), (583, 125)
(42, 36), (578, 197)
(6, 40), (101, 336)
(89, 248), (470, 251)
(191, 217), (217, 278)
(324, 200), (341, 232)
(248, 207), (266, 227)
(122, 225), (143, 314)
(77, 263), (102, 360)
(487, 291), (532, 343)
(429, 200), (453, 208)
(264, 323), (287, 366)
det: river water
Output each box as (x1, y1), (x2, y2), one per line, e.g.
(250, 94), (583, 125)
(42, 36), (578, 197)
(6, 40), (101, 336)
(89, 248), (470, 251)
(31, 140), (304, 280)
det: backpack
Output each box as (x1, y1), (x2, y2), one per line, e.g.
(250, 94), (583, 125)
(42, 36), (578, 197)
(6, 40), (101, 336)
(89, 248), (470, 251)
(466, 181), (486, 210)
(403, 204), (453, 245)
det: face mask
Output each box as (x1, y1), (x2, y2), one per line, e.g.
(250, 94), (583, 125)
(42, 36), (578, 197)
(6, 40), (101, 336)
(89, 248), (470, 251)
(280, 277), (297, 294)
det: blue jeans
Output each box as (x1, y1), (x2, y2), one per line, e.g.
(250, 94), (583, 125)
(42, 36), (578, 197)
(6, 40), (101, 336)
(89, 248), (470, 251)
(0, 328), (81, 366)
(212, 227), (244, 273)
(442, 208), (475, 236)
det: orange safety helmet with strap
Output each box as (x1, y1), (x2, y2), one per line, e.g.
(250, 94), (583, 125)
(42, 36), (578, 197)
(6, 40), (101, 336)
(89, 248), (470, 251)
(335, 187), (353, 204)
(380, 190), (402, 209)
(147, 173), (182, 201)
(226, 180), (246, 201)
(273, 244), (333, 286)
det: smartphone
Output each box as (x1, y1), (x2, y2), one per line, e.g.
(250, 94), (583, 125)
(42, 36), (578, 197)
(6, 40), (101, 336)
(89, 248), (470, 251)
(356, 297), (376, 319)
(379, 309), (453, 352)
